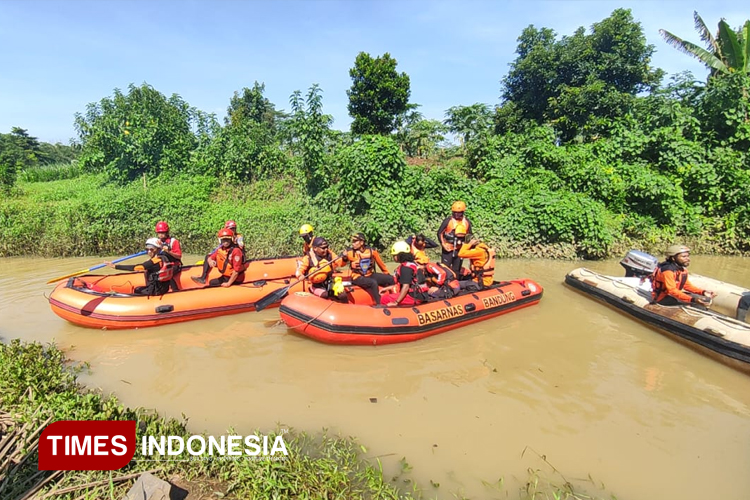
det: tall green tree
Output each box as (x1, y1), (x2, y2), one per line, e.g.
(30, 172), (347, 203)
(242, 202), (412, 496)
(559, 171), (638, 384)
(395, 110), (448, 158)
(0, 128), (42, 190)
(225, 81), (278, 130)
(499, 9), (662, 142)
(444, 103), (493, 146)
(659, 12), (750, 77)
(74, 83), (206, 182)
(347, 52), (412, 135)
(289, 84), (334, 193)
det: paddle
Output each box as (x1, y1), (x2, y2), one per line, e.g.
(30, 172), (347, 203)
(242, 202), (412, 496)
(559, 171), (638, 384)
(46, 250), (147, 284)
(255, 255), (345, 311)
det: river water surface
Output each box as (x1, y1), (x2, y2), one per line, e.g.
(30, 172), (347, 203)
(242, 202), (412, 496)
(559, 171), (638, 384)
(1, 255), (749, 499)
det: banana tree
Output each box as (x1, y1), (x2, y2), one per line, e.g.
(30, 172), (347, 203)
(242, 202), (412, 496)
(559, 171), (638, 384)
(659, 11), (749, 76)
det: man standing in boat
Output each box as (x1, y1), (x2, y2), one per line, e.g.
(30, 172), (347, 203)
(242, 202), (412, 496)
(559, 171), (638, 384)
(651, 245), (716, 307)
(437, 201), (472, 275)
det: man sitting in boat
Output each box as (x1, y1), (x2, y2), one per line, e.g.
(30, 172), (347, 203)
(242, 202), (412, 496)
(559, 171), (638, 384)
(296, 236), (345, 300)
(105, 238), (174, 296)
(155, 220), (182, 291)
(380, 241), (430, 307)
(199, 228), (247, 288)
(456, 232), (496, 290)
(423, 261), (461, 299)
(405, 233), (438, 265)
(192, 220), (244, 284)
(341, 232), (394, 304)
(651, 245), (716, 307)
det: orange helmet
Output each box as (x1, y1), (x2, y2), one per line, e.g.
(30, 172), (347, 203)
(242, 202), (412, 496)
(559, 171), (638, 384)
(217, 228), (234, 240)
(155, 221), (169, 233)
(451, 201), (466, 212)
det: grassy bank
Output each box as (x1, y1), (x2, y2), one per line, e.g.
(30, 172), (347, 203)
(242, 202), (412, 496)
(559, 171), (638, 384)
(0, 173), (739, 260)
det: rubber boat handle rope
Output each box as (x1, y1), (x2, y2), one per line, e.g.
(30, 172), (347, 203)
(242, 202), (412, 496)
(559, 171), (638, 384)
(46, 251), (148, 284)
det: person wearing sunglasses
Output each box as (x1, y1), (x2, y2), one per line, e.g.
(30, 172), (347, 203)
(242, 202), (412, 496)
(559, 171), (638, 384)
(296, 236), (343, 299)
(342, 232), (394, 304)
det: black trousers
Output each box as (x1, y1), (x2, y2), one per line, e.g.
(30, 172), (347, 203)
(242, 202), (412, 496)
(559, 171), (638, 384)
(209, 274), (245, 287)
(134, 281), (169, 296)
(656, 293), (706, 308)
(352, 273), (394, 303)
(441, 251), (463, 275)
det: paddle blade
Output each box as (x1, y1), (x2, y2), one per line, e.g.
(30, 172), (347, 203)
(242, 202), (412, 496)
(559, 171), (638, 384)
(255, 286), (291, 312)
(46, 269), (88, 284)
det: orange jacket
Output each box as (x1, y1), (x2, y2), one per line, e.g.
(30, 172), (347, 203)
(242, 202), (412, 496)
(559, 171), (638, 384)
(344, 246), (389, 277)
(651, 261), (704, 304)
(437, 217), (471, 252)
(458, 242), (495, 287)
(211, 246), (246, 277)
(297, 249), (341, 284)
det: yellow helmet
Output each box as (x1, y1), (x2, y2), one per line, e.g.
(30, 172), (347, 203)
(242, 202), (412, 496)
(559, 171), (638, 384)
(451, 201), (466, 212)
(666, 245), (690, 257)
(391, 241), (411, 255)
(299, 224), (314, 236)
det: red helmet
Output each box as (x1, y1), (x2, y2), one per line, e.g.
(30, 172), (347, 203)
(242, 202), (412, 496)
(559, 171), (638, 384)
(225, 220), (237, 230)
(155, 221), (169, 233)
(217, 228), (234, 240)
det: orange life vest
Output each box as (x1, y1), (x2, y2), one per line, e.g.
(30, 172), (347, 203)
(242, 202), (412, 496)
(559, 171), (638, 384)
(216, 246), (244, 278)
(410, 240), (429, 265)
(141, 256), (174, 283)
(307, 249), (335, 285)
(440, 218), (469, 252)
(394, 261), (429, 297)
(650, 261), (696, 303)
(346, 247), (378, 277)
(469, 243), (495, 287)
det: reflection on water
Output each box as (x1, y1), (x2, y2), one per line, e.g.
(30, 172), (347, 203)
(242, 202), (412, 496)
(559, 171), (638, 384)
(1, 254), (750, 499)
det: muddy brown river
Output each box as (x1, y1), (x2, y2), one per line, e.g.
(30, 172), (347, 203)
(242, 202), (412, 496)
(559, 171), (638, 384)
(1, 255), (749, 499)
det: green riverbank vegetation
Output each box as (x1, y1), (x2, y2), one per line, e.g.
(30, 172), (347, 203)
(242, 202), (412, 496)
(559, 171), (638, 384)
(1, 9), (749, 260)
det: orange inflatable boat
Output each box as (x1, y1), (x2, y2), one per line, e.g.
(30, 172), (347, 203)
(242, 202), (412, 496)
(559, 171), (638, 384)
(279, 279), (544, 345)
(49, 257), (301, 329)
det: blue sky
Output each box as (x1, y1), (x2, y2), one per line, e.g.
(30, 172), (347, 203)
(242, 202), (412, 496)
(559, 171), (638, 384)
(0, 0), (746, 144)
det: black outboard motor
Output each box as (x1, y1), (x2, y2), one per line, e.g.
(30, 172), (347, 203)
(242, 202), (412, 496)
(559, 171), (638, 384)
(619, 250), (658, 278)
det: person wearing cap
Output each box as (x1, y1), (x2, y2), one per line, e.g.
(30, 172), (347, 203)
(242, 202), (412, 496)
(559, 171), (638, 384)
(296, 236), (343, 299)
(651, 245), (716, 306)
(380, 241), (430, 307)
(457, 233), (496, 289)
(342, 232), (394, 303)
(405, 233), (439, 265)
(437, 201), (472, 275)
(105, 238), (174, 296)
(299, 224), (315, 254)
(198, 228), (247, 288)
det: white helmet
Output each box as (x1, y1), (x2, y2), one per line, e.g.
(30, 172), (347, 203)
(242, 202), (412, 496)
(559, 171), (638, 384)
(145, 237), (161, 250)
